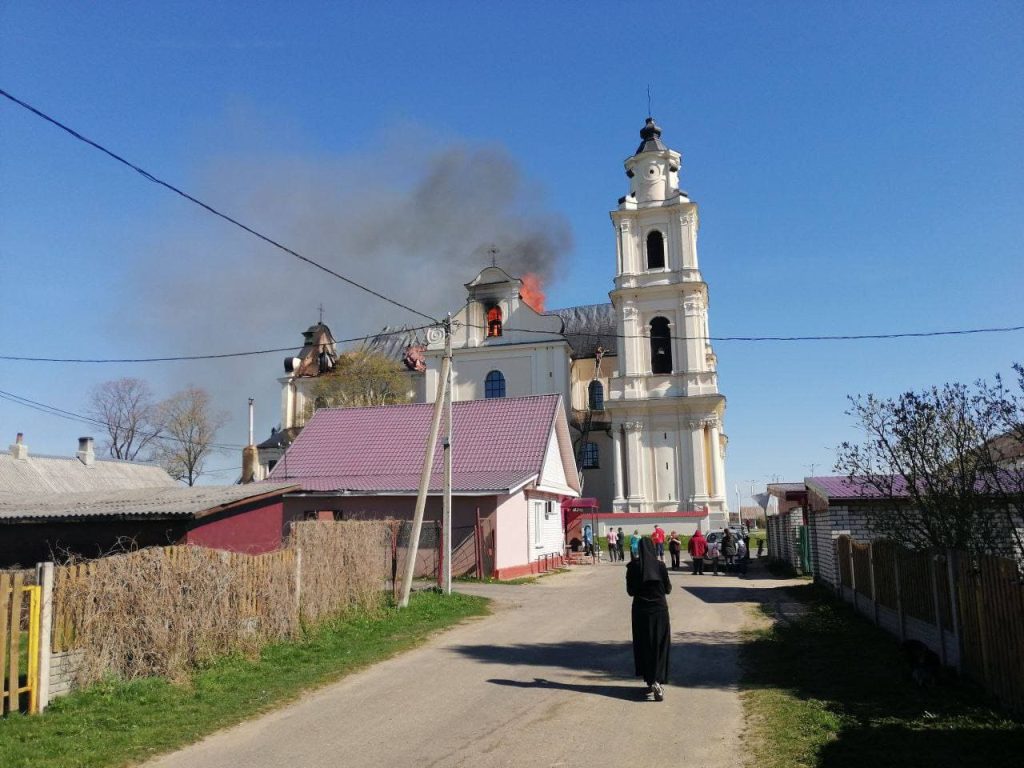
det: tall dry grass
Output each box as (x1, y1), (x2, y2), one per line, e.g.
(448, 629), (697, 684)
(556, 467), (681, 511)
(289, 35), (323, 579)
(290, 520), (390, 624)
(51, 521), (393, 687)
(54, 546), (297, 685)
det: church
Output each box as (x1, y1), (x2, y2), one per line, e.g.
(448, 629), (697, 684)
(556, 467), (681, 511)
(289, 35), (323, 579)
(257, 117), (730, 524)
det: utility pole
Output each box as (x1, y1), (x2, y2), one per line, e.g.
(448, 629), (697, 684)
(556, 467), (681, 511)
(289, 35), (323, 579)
(442, 313), (454, 595)
(399, 316), (452, 608)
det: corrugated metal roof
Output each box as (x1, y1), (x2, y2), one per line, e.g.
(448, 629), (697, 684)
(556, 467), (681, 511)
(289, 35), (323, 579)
(0, 452), (176, 496)
(0, 483), (299, 521)
(547, 303), (617, 359)
(265, 394), (570, 495)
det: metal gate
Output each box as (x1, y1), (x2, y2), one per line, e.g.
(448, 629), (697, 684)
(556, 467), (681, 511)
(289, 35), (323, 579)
(1, 572), (41, 714)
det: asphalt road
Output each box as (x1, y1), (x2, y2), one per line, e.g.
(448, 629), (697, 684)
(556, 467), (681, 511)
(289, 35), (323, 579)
(147, 559), (791, 768)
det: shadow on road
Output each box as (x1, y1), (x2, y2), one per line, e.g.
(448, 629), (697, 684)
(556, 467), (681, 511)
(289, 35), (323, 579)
(487, 677), (644, 701)
(449, 632), (742, 690)
(679, 584), (788, 606)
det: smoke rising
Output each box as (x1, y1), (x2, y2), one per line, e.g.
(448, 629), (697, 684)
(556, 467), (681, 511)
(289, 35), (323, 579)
(127, 125), (573, 449)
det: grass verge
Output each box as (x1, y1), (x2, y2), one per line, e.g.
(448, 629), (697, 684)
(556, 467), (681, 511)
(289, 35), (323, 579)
(0, 590), (489, 768)
(740, 584), (1024, 767)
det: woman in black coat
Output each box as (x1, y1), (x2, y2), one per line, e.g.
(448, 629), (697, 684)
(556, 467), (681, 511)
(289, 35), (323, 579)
(626, 536), (672, 701)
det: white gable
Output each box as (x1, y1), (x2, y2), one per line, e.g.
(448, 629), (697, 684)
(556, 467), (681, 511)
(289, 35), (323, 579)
(535, 424), (577, 496)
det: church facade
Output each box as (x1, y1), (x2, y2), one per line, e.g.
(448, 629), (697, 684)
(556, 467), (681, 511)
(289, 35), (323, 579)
(423, 118), (729, 519)
(259, 118), (729, 521)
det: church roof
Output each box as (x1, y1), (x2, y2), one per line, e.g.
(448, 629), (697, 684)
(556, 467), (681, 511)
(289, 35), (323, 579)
(360, 325), (427, 365)
(548, 303), (618, 359)
(635, 117), (668, 154)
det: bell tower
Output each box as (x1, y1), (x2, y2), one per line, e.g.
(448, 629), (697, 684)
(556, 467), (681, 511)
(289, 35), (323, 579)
(605, 117), (729, 521)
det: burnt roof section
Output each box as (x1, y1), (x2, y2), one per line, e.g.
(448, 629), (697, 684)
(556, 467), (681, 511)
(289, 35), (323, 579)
(635, 117), (667, 154)
(548, 303), (618, 359)
(360, 325), (427, 364)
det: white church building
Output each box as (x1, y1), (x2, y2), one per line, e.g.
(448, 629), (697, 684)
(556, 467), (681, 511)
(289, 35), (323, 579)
(258, 117), (730, 523)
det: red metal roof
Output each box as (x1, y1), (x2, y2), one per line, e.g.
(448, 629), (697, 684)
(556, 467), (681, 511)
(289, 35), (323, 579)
(265, 394), (566, 495)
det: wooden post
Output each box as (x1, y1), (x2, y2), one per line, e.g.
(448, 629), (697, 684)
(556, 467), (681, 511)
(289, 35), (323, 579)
(848, 540), (858, 612)
(945, 549), (963, 674)
(35, 563), (54, 713)
(930, 553), (947, 666)
(893, 546), (906, 642)
(868, 541), (879, 625)
(294, 547), (303, 622)
(442, 313), (454, 596)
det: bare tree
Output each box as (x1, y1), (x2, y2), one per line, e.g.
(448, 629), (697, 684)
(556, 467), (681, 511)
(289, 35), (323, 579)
(305, 350), (411, 416)
(87, 377), (164, 460)
(153, 387), (228, 486)
(835, 375), (1021, 557)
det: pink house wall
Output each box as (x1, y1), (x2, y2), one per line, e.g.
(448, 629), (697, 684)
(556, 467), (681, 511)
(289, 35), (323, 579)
(494, 492), (528, 572)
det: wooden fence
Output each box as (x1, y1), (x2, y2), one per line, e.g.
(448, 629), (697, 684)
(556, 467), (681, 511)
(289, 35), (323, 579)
(835, 535), (1024, 715)
(1, 571), (42, 714)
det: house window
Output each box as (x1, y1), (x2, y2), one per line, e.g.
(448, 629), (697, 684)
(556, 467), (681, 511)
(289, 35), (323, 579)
(650, 316), (672, 374)
(487, 305), (503, 337)
(588, 380), (604, 411)
(581, 442), (599, 469)
(646, 230), (665, 270)
(485, 370), (506, 399)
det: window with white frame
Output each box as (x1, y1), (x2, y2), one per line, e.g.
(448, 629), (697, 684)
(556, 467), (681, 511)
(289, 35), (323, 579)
(533, 501), (545, 545)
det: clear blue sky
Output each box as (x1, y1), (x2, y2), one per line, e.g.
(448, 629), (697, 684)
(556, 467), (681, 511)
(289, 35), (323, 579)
(1, 2), (1022, 500)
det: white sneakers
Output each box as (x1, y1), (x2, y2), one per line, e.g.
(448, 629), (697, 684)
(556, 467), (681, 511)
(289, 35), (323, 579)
(652, 682), (664, 702)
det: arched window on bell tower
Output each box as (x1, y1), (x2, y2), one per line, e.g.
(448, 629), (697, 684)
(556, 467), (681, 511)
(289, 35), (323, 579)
(486, 305), (503, 337)
(650, 316), (672, 374)
(646, 230), (665, 270)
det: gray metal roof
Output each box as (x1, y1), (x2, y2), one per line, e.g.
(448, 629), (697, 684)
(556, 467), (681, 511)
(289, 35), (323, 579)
(0, 452), (176, 496)
(547, 303), (618, 359)
(0, 483), (299, 521)
(360, 325), (427, 364)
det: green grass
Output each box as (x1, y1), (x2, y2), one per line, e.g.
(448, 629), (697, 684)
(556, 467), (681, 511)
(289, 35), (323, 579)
(0, 591), (489, 768)
(741, 584), (1024, 767)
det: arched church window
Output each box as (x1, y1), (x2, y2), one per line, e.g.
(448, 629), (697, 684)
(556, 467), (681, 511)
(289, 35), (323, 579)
(486, 306), (503, 337)
(588, 380), (604, 411)
(646, 230), (666, 270)
(485, 370), (506, 399)
(650, 316), (672, 374)
(581, 442), (599, 469)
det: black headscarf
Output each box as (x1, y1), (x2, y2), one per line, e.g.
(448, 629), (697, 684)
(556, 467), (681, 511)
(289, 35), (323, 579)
(638, 537), (662, 583)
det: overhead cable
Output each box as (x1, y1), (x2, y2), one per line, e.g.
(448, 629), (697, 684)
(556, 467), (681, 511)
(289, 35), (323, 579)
(0, 87), (438, 324)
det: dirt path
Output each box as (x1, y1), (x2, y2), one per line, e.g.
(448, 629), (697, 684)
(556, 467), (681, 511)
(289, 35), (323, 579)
(146, 560), (798, 768)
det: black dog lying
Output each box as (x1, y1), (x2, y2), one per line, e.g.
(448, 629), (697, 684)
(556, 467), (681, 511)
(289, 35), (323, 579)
(902, 639), (942, 687)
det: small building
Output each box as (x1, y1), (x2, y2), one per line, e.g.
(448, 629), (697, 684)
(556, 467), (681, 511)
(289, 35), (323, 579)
(0, 434), (175, 496)
(0, 483), (300, 567)
(263, 393), (580, 579)
(764, 482), (810, 572)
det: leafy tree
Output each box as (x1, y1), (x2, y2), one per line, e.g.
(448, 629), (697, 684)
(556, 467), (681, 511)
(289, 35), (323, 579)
(153, 386), (228, 486)
(305, 350), (411, 414)
(835, 372), (1023, 558)
(87, 377), (164, 460)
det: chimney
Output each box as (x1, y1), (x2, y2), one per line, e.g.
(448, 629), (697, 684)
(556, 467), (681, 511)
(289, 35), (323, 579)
(9, 432), (28, 460)
(77, 436), (95, 466)
(240, 398), (258, 484)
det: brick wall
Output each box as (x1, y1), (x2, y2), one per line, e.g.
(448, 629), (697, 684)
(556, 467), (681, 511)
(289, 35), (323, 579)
(49, 649), (83, 699)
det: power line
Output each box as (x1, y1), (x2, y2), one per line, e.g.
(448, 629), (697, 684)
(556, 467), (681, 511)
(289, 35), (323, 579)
(471, 322), (1024, 344)
(0, 87), (438, 324)
(0, 325), (434, 364)
(0, 388), (245, 450)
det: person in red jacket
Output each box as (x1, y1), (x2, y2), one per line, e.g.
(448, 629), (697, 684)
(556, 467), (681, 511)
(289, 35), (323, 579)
(687, 529), (708, 575)
(651, 524), (666, 561)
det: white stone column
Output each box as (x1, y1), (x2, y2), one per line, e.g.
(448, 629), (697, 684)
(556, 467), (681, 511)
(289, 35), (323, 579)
(688, 420), (708, 501)
(612, 427), (625, 502)
(711, 421), (726, 504)
(624, 421), (646, 510)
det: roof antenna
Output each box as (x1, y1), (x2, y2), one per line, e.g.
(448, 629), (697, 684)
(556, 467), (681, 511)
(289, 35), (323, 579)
(647, 85), (652, 118)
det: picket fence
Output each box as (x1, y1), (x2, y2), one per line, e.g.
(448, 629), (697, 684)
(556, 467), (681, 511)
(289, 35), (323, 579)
(836, 535), (1024, 715)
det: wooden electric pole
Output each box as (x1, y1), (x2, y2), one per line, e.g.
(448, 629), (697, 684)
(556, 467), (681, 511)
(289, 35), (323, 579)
(442, 313), (454, 595)
(399, 316), (452, 608)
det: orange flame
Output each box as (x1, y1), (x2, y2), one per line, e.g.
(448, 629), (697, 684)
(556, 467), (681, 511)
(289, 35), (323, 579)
(520, 272), (545, 313)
